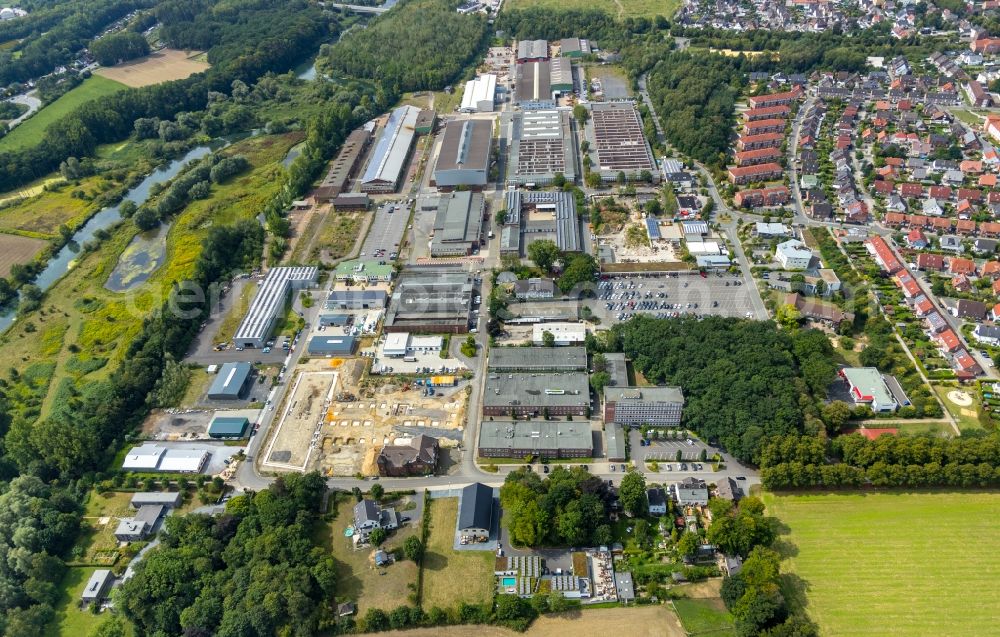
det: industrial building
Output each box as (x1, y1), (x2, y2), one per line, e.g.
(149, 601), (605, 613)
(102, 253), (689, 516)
(604, 424), (626, 462)
(383, 332), (443, 357)
(549, 57), (573, 92)
(839, 367), (905, 413)
(431, 191), (486, 256)
(502, 190), (581, 254)
(315, 127), (372, 201)
(532, 322), (586, 346)
(478, 420), (593, 458)
(604, 386), (684, 426)
(233, 266), (318, 348)
(433, 118), (493, 188)
(488, 345), (587, 372)
(333, 259), (394, 283)
(307, 335), (357, 356)
(207, 415), (250, 439)
(460, 74), (497, 112)
(360, 105), (421, 194)
(560, 37), (591, 57)
(208, 362), (252, 400)
(121, 444), (210, 473)
(516, 39), (548, 63)
(482, 372), (590, 417)
(384, 268), (474, 334)
(325, 287), (388, 310)
(513, 277), (556, 300)
(507, 110), (577, 186)
(514, 60), (554, 109)
(587, 102), (659, 183)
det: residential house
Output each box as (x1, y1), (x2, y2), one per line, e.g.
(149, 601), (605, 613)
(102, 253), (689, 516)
(952, 299), (988, 320)
(648, 488), (668, 516)
(673, 477), (709, 506)
(376, 435), (439, 477)
(353, 499), (399, 539)
(973, 324), (1000, 346)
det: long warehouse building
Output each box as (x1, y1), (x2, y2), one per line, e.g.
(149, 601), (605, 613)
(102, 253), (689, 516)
(233, 266), (318, 349)
(478, 420), (593, 459)
(507, 110), (577, 186)
(433, 118), (493, 188)
(360, 105), (421, 194)
(587, 102), (659, 183)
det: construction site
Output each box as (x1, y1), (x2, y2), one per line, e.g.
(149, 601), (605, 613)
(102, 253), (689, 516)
(259, 357), (471, 477)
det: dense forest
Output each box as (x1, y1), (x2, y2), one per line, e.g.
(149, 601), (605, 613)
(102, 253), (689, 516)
(321, 0), (489, 93)
(90, 31), (151, 66)
(760, 433), (1000, 489)
(118, 473), (337, 636)
(0, 0), (153, 86)
(607, 317), (829, 463)
(0, 0), (337, 191)
(627, 49), (743, 167)
(500, 467), (616, 547)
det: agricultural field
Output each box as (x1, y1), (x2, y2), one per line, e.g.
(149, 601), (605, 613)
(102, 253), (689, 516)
(0, 233), (47, 276)
(504, 0), (680, 18)
(0, 132), (299, 421)
(421, 497), (496, 609)
(0, 76), (127, 152)
(765, 492), (1000, 636)
(322, 497), (421, 615)
(94, 48), (210, 88)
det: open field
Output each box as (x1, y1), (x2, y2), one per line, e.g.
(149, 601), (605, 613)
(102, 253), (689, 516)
(672, 598), (735, 636)
(505, 0), (680, 18)
(421, 498), (495, 609)
(0, 171), (134, 237)
(0, 133), (299, 423)
(0, 76), (127, 152)
(359, 606), (686, 636)
(765, 492), (1000, 636)
(0, 233), (47, 276)
(94, 48), (209, 87)
(323, 497), (420, 615)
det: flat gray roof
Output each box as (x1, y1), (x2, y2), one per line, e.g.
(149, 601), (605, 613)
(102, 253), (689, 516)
(483, 372), (589, 410)
(589, 102), (657, 175)
(604, 386), (684, 404)
(479, 420), (593, 453)
(234, 266), (317, 343)
(515, 60), (552, 104)
(603, 353), (628, 387)
(385, 268), (473, 326)
(488, 346), (587, 371)
(605, 424), (626, 460)
(508, 110), (577, 183)
(431, 191), (484, 254)
(516, 39), (548, 60)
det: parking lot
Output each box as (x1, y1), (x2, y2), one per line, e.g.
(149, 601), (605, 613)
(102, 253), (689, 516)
(628, 428), (713, 466)
(361, 201), (410, 258)
(586, 272), (760, 323)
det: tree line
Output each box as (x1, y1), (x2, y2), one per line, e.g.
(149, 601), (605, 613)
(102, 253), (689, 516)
(321, 0), (489, 93)
(90, 31), (150, 66)
(759, 433), (1000, 490)
(721, 546), (818, 637)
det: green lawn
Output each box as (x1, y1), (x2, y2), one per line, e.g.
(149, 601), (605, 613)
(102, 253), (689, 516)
(45, 567), (112, 637)
(0, 76), (127, 152)
(505, 0), (680, 18)
(421, 497), (496, 609)
(672, 598), (735, 636)
(765, 492), (1000, 636)
(932, 384), (983, 431)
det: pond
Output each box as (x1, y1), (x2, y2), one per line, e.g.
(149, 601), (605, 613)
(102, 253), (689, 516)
(0, 139), (232, 332)
(104, 223), (171, 292)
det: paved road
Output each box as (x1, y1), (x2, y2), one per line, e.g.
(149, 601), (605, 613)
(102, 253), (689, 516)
(6, 91), (41, 129)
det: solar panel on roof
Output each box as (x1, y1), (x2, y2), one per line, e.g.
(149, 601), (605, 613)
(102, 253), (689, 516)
(645, 217), (661, 240)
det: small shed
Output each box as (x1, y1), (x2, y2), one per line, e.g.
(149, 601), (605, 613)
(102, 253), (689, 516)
(373, 550), (390, 567)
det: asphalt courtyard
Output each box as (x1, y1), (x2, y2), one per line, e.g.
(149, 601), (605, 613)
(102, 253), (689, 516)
(361, 201), (409, 256)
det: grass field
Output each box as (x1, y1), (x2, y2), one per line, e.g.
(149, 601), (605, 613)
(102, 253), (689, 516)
(504, 0), (680, 18)
(421, 497), (496, 609)
(0, 76), (127, 152)
(0, 171), (135, 238)
(932, 384), (983, 431)
(0, 233), (47, 276)
(44, 567), (111, 637)
(94, 48), (209, 88)
(765, 492), (1000, 636)
(323, 497), (420, 614)
(672, 598), (735, 636)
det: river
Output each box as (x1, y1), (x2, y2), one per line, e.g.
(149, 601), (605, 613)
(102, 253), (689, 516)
(0, 140), (228, 331)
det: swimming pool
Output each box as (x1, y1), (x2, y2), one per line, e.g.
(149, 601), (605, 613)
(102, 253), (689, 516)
(501, 577), (516, 587)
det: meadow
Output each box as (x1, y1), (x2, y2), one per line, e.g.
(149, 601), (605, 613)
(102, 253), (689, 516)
(0, 76), (127, 152)
(0, 233), (47, 277)
(421, 497), (496, 609)
(765, 492), (1000, 636)
(94, 48), (210, 88)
